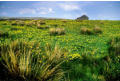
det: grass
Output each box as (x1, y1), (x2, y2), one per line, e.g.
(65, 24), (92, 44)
(93, 26), (102, 34)
(0, 30), (9, 38)
(49, 28), (65, 35)
(0, 19), (120, 81)
(0, 40), (66, 81)
(80, 27), (93, 35)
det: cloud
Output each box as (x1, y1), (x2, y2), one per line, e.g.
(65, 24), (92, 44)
(19, 8), (36, 15)
(36, 7), (55, 15)
(19, 7), (54, 15)
(59, 4), (81, 11)
(39, 11), (47, 15)
(48, 8), (54, 13)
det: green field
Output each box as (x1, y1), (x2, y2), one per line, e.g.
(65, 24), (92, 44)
(0, 19), (120, 81)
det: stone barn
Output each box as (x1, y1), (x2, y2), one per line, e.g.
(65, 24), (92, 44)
(76, 15), (89, 20)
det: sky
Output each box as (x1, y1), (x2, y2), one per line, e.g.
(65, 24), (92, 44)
(0, 1), (120, 20)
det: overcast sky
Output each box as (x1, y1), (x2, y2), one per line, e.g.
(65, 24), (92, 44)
(0, 1), (120, 20)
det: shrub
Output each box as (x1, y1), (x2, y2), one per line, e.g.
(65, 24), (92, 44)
(80, 27), (93, 35)
(49, 28), (65, 35)
(0, 40), (66, 81)
(93, 27), (102, 34)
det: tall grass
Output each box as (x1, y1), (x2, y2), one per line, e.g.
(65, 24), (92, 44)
(0, 40), (66, 81)
(1, 40), (32, 79)
(103, 37), (120, 81)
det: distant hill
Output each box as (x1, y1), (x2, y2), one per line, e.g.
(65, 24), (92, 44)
(0, 17), (66, 20)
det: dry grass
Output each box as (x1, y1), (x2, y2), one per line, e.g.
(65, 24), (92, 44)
(26, 22), (34, 27)
(1, 40), (32, 78)
(33, 44), (66, 81)
(93, 26), (102, 34)
(80, 27), (93, 35)
(37, 24), (49, 29)
(61, 20), (67, 23)
(17, 21), (25, 26)
(0, 40), (66, 81)
(49, 28), (65, 35)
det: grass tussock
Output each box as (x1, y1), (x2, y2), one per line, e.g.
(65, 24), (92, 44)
(49, 28), (65, 35)
(0, 40), (32, 78)
(102, 37), (120, 81)
(0, 40), (66, 81)
(0, 31), (9, 38)
(39, 21), (46, 25)
(11, 21), (18, 26)
(26, 22), (34, 27)
(37, 24), (49, 29)
(61, 20), (67, 23)
(93, 26), (102, 34)
(108, 37), (120, 55)
(80, 27), (93, 35)
(2, 22), (7, 25)
(17, 21), (25, 26)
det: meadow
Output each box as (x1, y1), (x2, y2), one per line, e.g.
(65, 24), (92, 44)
(0, 19), (120, 81)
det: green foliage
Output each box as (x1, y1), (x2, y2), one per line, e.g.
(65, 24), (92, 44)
(101, 37), (120, 81)
(0, 20), (120, 81)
